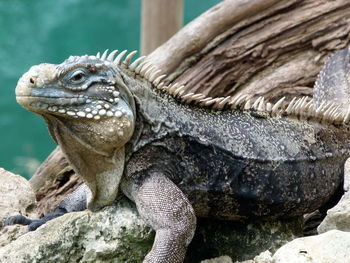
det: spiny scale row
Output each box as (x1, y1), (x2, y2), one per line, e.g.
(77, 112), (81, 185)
(176, 92), (348, 125)
(95, 50), (349, 125)
(95, 49), (169, 89)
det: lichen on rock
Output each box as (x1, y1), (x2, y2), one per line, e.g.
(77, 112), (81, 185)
(0, 199), (154, 263)
(0, 167), (37, 248)
(0, 167), (37, 223)
(317, 159), (350, 233)
(273, 230), (350, 263)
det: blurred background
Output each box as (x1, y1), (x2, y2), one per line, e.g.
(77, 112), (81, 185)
(0, 0), (220, 178)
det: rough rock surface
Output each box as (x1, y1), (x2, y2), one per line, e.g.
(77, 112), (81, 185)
(0, 224), (28, 249)
(318, 191), (350, 233)
(251, 251), (273, 263)
(0, 199), (154, 263)
(235, 251), (273, 263)
(317, 159), (350, 233)
(0, 168), (303, 262)
(0, 168), (37, 248)
(0, 201), (302, 263)
(235, 231), (350, 263)
(273, 230), (350, 263)
(200, 255), (233, 263)
(0, 167), (37, 223)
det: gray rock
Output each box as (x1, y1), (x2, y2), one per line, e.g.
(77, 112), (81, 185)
(234, 251), (273, 263)
(317, 158), (350, 233)
(317, 191), (350, 233)
(273, 230), (350, 263)
(0, 225), (28, 248)
(0, 168), (37, 248)
(252, 251), (273, 263)
(200, 255), (233, 263)
(0, 166), (303, 262)
(0, 206), (302, 263)
(0, 167), (37, 223)
(0, 199), (154, 263)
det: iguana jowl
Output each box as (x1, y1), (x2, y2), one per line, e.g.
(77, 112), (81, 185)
(7, 47), (350, 262)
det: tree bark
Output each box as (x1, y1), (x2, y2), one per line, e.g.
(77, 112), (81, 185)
(148, 0), (350, 102)
(32, 0), (350, 214)
(29, 147), (82, 216)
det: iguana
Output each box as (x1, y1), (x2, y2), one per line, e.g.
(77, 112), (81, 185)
(5, 47), (350, 263)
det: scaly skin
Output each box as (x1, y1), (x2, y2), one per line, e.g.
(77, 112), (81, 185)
(8, 48), (350, 262)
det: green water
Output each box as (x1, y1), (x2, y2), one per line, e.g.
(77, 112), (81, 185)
(0, 0), (220, 178)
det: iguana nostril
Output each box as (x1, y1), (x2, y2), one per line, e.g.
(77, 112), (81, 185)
(29, 78), (35, 84)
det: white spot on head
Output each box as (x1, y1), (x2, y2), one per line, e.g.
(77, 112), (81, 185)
(86, 113), (93, 118)
(94, 115), (101, 120)
(114, 111), (122, 117)
(67, 111), (75, 116)
(85, 108), (91, 112)
(99, 109), (106, 115)
(77, 111), (86, 117)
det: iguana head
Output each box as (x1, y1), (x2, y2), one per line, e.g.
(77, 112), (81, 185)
(16, 53), (137, 209)
(16, 54), (136, 152)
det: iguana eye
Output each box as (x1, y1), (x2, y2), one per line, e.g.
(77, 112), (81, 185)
(70, 70), (86, 84)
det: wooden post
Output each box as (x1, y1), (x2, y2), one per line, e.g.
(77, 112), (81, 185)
(141, 0), (183, 55)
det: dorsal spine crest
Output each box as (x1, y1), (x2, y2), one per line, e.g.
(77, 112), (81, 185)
(94, 49), (349, 126)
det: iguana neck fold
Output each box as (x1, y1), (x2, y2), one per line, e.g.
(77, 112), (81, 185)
(45, 115), (126, 210)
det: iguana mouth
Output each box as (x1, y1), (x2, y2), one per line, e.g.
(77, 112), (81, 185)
(17, 95), (124, 119)
(16, 95), (88, 105)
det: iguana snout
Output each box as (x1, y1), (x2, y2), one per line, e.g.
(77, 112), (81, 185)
(16, 63), (58, 110)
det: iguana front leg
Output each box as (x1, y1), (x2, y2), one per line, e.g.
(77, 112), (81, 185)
(129, 173), (196, 263)
(4, 184), (90, 231)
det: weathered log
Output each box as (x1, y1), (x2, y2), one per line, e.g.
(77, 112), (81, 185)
(148, 0), (350, 101)
(30, 146), (82, 216)
(147, 0), (282, 75)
